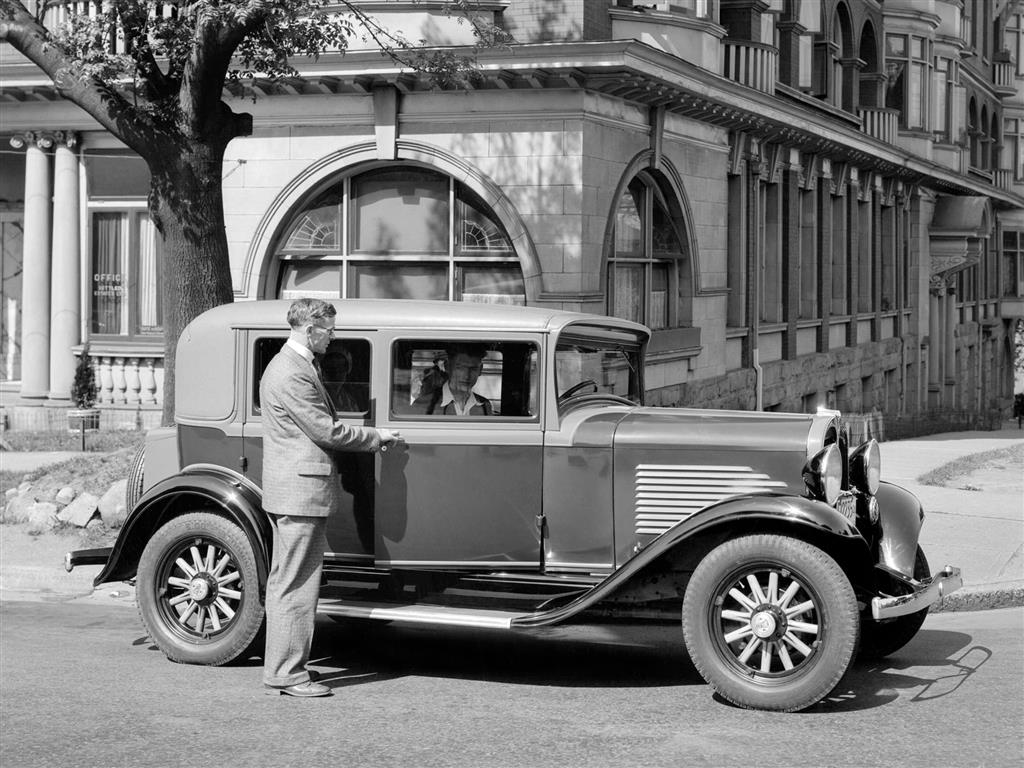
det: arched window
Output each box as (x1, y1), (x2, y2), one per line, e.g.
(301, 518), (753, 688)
(606, 172), (688, 331)
(272, 165), (525, 304)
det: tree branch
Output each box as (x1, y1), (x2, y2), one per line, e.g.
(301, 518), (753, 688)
(0, 0), (163, 156)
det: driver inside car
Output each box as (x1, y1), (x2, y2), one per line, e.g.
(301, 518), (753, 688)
(415, 343), (493, 416)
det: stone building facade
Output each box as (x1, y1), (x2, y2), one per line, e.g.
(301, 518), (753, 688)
(1, 0), (1022, 428)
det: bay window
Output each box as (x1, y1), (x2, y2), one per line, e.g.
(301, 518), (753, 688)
(886, 34), (929, 130)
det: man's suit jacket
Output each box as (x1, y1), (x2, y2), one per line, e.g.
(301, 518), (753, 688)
(259, 345), (381, 518)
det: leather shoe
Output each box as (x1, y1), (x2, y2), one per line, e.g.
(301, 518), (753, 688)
(266, 681), (332, 697)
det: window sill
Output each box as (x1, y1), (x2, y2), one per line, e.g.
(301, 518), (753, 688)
(76, 339), (165, 357)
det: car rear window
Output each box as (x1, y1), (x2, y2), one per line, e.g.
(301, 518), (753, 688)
(253, 337), (371, 416)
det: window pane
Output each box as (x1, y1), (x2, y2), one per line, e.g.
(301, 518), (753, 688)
(610, 264), (644, 324)
(886, 35), (906, 57)
(282, 190), (341, 251)
(650, 262), (669, 330)
(459, 265), (526, 305)
(614, 192), (642, 257)
(457, 188), (513, 255)
(279, 263), (341, 299)
(91, 212), (127, 334)
(652, 197), (683, 256)
(352, 169), (448, 254)
(136, 216), (163, 333)
(390, 340), (538, 418)
(909, 63), (925, 127)
(322, 338), (371, 415)
(349, 262), (447, 300)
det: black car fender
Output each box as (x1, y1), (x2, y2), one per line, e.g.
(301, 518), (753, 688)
(874, 480), (925, 578)
(94, 465), (272, 591)
(514, 493), (871, 628)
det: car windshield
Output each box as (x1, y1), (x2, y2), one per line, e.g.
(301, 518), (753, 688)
(555, 329), (643, 406)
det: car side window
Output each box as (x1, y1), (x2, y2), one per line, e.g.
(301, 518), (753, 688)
(390, 339), (538, 420)
(252, 336), (371, 416)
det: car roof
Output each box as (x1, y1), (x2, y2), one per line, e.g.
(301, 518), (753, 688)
(175, 299), (649, 423)
(191, 298), (650, 335)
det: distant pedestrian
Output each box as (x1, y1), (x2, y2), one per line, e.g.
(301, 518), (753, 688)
(259, 298), (401, 697)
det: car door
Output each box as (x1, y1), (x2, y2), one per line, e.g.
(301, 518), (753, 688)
(241, 330), (378, 561)
(375, 336), (543, 569)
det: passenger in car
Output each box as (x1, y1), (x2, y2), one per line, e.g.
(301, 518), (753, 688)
(415, 343), (493, 416)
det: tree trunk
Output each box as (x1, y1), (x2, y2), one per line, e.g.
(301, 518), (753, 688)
(148, 141), (234, 425)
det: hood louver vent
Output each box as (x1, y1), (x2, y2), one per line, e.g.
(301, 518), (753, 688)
(634, 464), (788, 536)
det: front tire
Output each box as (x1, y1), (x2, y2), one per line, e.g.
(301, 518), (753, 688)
(859, 546), (931, 658)
(682, 534), (860, 712)
(136, 512), (264, 665)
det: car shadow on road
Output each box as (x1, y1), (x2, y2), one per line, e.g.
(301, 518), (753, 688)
(808, 628), (990, 713)
(305, 618), (705, 690)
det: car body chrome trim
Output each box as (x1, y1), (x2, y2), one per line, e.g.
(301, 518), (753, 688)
(317, 599), (521, 629)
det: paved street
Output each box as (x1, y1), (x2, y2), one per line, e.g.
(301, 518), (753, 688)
(1, 600), (1022, 768)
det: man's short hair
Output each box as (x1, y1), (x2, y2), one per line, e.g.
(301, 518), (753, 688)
(286, 298), (337, 328)
(447, 343), (487, 362)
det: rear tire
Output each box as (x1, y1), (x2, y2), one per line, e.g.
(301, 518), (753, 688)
(682, 534), (859, 712)
(136, 512), (264, 665)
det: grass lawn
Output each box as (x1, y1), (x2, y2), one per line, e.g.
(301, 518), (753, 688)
(1, 429), (145, 510)
(917, 442), (1024, 489)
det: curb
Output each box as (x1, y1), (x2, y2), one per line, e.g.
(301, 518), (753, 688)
(931, 581), (1024, 613)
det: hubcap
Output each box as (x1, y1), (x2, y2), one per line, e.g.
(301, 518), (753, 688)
(750, 610), (778, 639)
(157, 538), (244, 640)
(714, 567), (822, 676)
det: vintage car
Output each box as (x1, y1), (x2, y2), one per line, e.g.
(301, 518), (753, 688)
(67, 299), (962, 711)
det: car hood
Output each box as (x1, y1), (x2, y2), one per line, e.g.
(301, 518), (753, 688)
(613, 406), (820, 456)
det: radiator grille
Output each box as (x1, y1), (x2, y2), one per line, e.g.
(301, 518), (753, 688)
(634, 464), (788, 536)
(834, 493), (857, 521)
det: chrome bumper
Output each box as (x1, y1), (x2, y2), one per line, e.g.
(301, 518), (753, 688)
(64, 547), (112, 573)
(871, 565), (963, 620)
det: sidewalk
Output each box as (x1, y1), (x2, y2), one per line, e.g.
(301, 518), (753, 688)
(878, 423), (1024, 612)
(1, 426), (1022, 610)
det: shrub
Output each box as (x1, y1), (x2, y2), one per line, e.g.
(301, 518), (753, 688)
(71, 345), (98, 409)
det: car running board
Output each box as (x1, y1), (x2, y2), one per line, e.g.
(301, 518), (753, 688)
(317, 598), (530, 629)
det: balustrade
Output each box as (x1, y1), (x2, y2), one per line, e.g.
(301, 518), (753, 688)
(992, 59), (1016, 96)
(722, 40), (778, 95)
(858, 107), (899, 144)
(85, 351), (163, 407)
(42, 2), (179, 55)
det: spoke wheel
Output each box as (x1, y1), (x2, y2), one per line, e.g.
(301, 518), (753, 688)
(682, 534), (859, 712)
(137, 512), (264, 666)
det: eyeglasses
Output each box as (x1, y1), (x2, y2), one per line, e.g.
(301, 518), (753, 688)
(308, 324), (335, 337)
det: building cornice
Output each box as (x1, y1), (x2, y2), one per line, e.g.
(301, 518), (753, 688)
(3, 39), (1022, 207)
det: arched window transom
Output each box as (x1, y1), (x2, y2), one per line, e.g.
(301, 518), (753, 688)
(273, 166), (524, 305)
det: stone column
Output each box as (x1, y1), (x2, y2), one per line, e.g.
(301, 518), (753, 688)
(48, 132), (81, 402)
(943, 284), (957, 407)
(13, 133), (52, 399)
(927, 276), (942, 408)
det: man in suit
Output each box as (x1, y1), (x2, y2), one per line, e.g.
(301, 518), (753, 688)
(260, 298), (401, 697)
